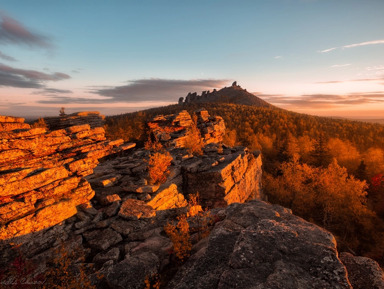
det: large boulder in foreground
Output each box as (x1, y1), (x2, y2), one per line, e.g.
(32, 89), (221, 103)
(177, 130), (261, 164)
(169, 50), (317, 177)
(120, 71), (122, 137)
(166, 200), (383, 289)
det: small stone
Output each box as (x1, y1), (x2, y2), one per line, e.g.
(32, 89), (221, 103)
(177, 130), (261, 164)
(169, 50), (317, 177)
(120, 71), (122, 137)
(103, 201), (121, 217)
(110, 219), (134, 236)
(83, 228), (122, 251)
(93, 247), (120, 265)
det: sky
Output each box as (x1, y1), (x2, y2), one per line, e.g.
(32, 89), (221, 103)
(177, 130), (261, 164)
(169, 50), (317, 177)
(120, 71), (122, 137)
(0, 0), (383, 119)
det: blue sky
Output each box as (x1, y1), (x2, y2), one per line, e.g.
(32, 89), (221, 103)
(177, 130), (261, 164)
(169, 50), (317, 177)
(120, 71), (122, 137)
(0, 0), (383, 118)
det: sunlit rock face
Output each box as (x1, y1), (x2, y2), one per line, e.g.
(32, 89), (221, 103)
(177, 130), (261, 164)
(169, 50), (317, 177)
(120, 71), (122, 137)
(183, 147), (262, 208)
(147, 109), (226, 147)
(0, 112), (127, 240)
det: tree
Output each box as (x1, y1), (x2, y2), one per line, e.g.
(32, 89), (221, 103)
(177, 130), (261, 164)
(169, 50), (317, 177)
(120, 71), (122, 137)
(310, 135), (332, 167)
(327, 138), (360, 173)
(355, 160), (368, 181)
(263, 158), (383, 256)
(59, 107), (66, 117)
(369, 174), (384, 217)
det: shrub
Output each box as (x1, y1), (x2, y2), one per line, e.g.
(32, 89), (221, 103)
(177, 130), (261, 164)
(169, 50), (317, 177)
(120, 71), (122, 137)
(147, 152), (173, 184)
(164, 215), (192, 262)
(31, 118), (47, 129)
(42, 243), (97, 289)
(183, 115), (203, 156)
(144, 135), (163, 152)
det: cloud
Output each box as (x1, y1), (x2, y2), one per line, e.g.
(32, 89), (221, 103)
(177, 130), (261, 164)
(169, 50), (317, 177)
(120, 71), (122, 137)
(263, 92), (384, 109)
(316, 77), (384, 84)
(319, 47), (337, 53)
(0, 63), (70, 88)
(319, 39), (384, 53)
(93, 78), (229, 102)
(38, 96), (104, 104)
(31, 87), (73, 96)
(0, 11), (52, 49)
(343, 40), (384, 49)
(274, 56), (282, 59)
(0, 51), (16, 61)
(330, 64), (351, 68)
(38, 78), (229, 105)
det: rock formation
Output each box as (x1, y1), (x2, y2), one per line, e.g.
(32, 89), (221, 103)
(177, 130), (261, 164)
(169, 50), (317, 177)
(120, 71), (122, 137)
(0, 113), (133, 240)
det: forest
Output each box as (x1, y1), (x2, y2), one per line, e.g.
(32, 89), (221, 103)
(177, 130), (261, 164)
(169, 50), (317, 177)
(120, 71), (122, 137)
(105, 102), (384, 264)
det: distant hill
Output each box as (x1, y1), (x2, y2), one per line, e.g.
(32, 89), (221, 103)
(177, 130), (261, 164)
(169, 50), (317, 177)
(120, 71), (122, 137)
(179, 81), (275, 109)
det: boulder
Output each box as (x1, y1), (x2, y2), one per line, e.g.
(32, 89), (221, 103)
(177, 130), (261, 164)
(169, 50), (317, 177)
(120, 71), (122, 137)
(340, 252), (384, 289)
(166, 200), (353, 289)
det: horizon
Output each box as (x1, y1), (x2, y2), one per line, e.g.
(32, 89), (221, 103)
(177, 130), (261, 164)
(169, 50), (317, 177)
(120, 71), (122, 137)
(0, 0), (384, 118)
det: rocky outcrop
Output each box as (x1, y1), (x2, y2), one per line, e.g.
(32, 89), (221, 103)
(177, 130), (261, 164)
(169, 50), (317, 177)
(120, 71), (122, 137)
(44, 111), (105, 130)
(0, 113), (132, 240)
(147, 109), (225, 147)
(183, 146), (262, 207)
(87, 143), (262, 211)
(86, 109), (260, 211)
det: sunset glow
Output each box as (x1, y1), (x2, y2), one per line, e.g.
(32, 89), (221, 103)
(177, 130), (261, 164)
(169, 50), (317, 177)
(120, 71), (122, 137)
(0, 0), (383, 118)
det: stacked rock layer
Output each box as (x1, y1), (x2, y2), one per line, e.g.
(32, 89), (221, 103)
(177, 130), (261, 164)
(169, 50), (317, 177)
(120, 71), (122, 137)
(0, 113), (130, 240)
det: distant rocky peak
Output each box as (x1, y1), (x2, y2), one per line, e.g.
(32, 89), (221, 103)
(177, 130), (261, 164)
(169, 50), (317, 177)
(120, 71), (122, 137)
(179, 82), (274, 108)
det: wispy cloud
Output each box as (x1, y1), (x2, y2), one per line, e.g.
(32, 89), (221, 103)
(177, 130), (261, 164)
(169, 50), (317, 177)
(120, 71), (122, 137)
(32, 87), (73, 96)
(0, 63), (70, 88)
(319, 39), (384, 53)
(262, 92), (384, 109)
(274, 56), (282, 59)
(330, 64), (351, 68)
(38, 78), (229, 104)
(343, 40), (384, 49)
(316, 77), (384, 84)
(0, 51), (16, 61)
(319, 47), (337, 53)
(0, 11), (53, 49)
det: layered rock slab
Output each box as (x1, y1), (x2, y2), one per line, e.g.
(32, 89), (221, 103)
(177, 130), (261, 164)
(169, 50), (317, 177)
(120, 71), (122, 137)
(0, 112), (131, 240)
(183, 147), (262, 208)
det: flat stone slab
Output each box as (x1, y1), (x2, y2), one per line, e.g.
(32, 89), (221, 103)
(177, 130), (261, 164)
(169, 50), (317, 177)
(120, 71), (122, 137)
(83, 228), (122, 251)
(118, 199), (156, 220)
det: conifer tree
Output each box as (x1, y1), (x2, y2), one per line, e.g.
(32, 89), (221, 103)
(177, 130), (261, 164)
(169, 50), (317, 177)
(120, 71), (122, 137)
(310, 134), (332, 167)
